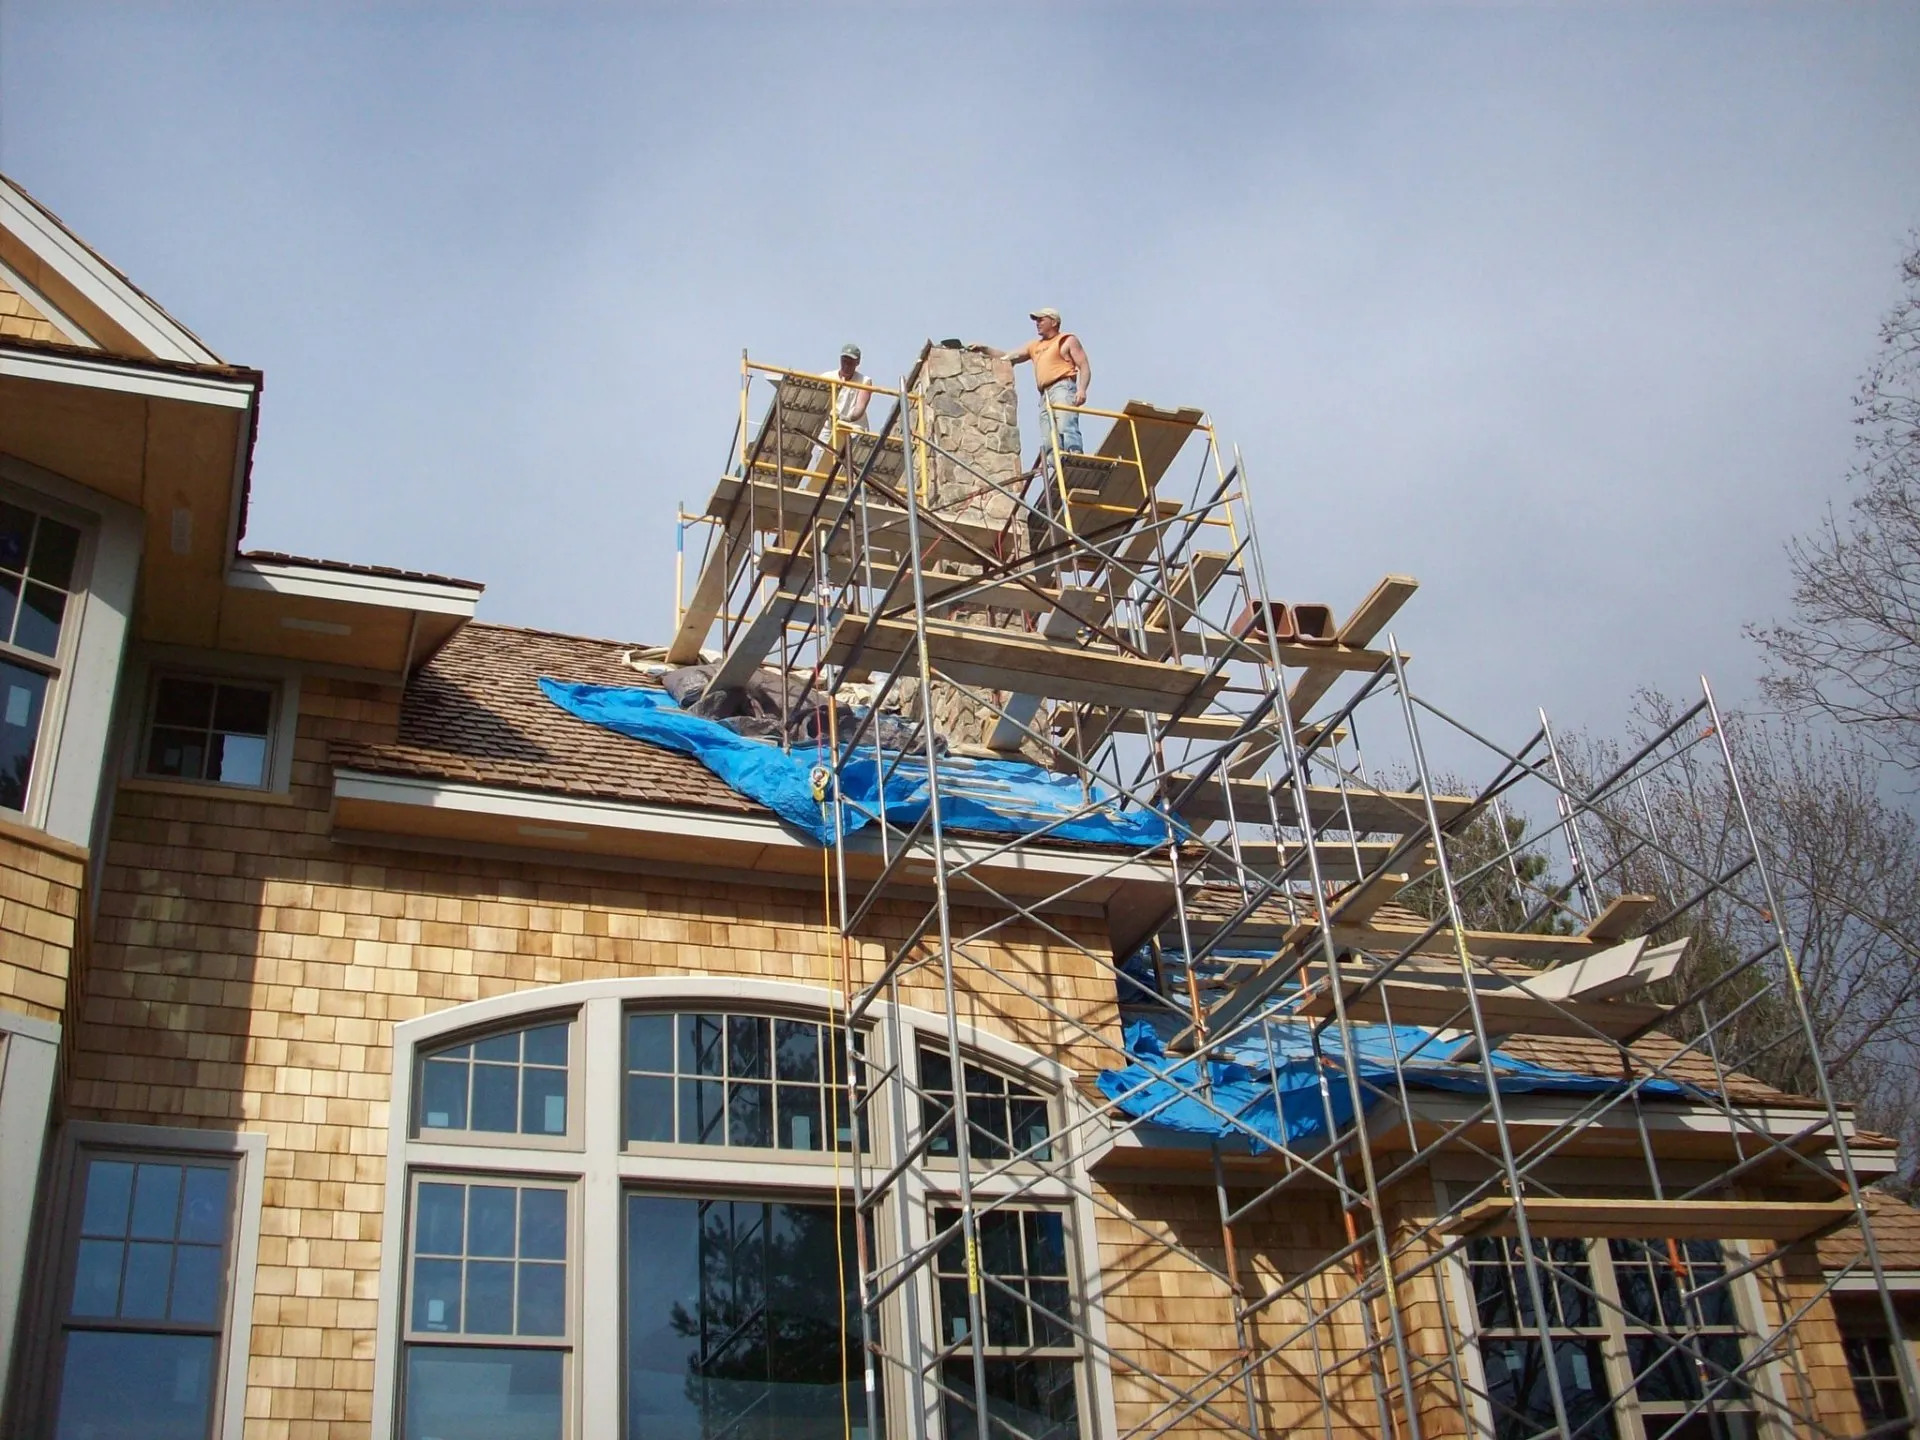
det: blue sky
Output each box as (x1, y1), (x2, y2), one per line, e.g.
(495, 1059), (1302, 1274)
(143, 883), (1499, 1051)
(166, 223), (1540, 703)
(3, 3), (1918, 747)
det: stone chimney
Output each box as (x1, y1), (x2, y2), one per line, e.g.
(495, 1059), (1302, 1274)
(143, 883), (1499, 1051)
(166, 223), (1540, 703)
(909, 342), (1022, 534)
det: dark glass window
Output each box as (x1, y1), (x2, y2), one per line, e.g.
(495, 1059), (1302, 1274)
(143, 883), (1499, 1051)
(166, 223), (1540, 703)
(920, 1047), (1052, 1163)
(932, 1206), (1078, 1440)
(402, 1178), (569, 1440)
(1608, 1238), (1755, 1433)
(0, 658), (48, 811)
(1843, 1332), (1909, 1429)
(142, 676), (276, 788)
(625, 1193), (871, 1440)
(50, 1154), (236, 1440)
(0, 500), (81, 658)
(1466, 1238), (1615, 1440)
(623, 1010), (859, 1152)
(418, 1020), (571, 1139)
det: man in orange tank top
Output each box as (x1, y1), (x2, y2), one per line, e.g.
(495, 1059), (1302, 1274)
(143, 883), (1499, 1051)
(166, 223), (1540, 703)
(988, 308), (1092, 456)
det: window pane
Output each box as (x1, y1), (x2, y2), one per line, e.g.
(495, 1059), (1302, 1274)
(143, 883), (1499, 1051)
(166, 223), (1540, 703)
(177, 1168), (229, 1245)
(0, 660), (47, 810)
(682, 1078), (725, 1146)
(416, 1183), (466, 1256)
(519, 1189), (566, 1262)
(777, 1083), (823, 1151)
(129, 1165), (183, 1240)
(522, 1022), (568, 1067)
(521, 1065), (567, 1136)
(776, 1019), (821, 1081)
(684, 1014), (724, 1076)
(0, 572), (18, 641)
(403, 1346), (563, 1440)
(625, 1073), (674, 1143)
(626, 1012), (673, 1073)
(0, 503), (33, 572)
(144, 727), (208, 782)
(728, 1080), (772, 1148)
(1481, 1338), (1615, 1440)
(728, 1015), (771, 1080)
(942, 1357), (1080, 1440)
(474, 1032), (520, 1063)
(117, 1242), (173, 1320)
(28, 517), (81, 590)
(464, 1260), (515, 1334)
(412, 1258), (463, 1333)
(152, 678), (216, 730)
(70, 1240), (123, 1317)
(1010, 1095), (1052, 1161)
(471, 1063), (518, 1132)
(1025, 1212), (1069, 1277)
(16, 581), (66, 655)
(169, 1244), (224, 1324)
(209, 731), (267, 787)
(53, 1330), (217, 1440)
(420, 1057), (469, 1131)
(80, 1160), (136, 1237)
(517, 1262), (566, 1337)
(468, 1187), (517, 1258)
(211, 683), (272, 735)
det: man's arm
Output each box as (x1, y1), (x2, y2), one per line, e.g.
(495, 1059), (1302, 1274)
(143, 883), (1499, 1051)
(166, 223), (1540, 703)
(1064, 335), (1091, 404)
(848, 388), (871, 425)
(978, 341), (1033, 365)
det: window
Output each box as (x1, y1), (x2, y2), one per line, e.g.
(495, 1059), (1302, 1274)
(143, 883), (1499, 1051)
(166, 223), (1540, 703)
(1842, 1331), (1910, 1429)
(921, 1046), (1052, 1163)
(49, 1152), (237, 1440)
(402, 1176), (570, 1440)
(1466, 1236), (1760, 1440)
(1608, 1240), (1755, 1439)
(1467, 1237), (1615, 1440)
(933, 1206), (1079, 1440)
(417, 1018), (573, 1142)
(624, 1193), (868, 1439)
(0, 498), (83, 813)
(140, 675), (277, 789)
(623, 1010), (857, 1152)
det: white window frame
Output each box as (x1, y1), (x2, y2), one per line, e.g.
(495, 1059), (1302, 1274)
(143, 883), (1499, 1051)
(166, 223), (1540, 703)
(372, 977), (1118, 1440)
(15, 1122), (265, 1440)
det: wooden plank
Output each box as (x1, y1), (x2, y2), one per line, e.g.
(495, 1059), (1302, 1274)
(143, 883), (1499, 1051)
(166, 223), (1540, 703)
(705, 476), (1003, 558)
(1146, 630), (1399, 670)
(1289, 575), (1420, 716)
(1094, 401), (1205, 499)
(1454, 1197), (1854, 1242)
(668, 519), (748, 665)
(1582, 894), (1660, 943)
(1142, 551), (1231, 652)
(1291, 975), (1669, 1040)
(1075, 710), (1346, 746)
(1197, 839), (1401, 884)
(1336, 850), (1438, 924)
(987, 590), (1114, 751)
(706, 597), (826, 693)
(1169, 776), (1473, 833)
(825, 614), (1226, 715)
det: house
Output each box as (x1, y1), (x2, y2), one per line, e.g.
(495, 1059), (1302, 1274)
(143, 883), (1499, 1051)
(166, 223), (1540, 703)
(0, 170), (1916, 1440)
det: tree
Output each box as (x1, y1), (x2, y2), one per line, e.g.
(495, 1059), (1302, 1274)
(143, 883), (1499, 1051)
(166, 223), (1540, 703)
(1562, 692), (1920, 1182)
(1753, 233), (1920, 772)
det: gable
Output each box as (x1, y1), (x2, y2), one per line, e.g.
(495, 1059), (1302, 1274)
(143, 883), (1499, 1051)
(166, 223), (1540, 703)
(0, 173), (220, 364)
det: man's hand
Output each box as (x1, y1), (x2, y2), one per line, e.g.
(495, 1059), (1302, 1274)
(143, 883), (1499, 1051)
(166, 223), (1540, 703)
(1072, 391), (1087, 407)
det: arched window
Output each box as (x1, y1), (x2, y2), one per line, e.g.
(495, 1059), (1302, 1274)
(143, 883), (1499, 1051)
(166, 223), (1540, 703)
(373, 979), (1105, 1440)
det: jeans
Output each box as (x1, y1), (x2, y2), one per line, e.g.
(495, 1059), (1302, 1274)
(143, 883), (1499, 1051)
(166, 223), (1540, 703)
(1041, 379), (1083, 456)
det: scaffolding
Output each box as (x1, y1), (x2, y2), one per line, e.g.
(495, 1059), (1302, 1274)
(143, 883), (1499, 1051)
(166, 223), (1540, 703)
(667, 352), (1920, 1440)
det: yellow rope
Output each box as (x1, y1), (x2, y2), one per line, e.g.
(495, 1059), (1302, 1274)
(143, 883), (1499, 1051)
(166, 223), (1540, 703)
(823, 770), (853, 1440)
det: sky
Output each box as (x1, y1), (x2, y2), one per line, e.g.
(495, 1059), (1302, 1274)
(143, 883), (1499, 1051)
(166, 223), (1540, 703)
(2, 2), (1918, 756)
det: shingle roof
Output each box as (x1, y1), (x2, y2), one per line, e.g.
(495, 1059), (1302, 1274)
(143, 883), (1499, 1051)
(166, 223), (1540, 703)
(241, 550), (485, 591)
(332, 621), (759, 816)
(1819, 1190), (1920, 1272)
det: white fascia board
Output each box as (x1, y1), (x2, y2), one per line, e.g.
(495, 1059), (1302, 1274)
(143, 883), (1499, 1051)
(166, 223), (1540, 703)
(227, 557), (481, 617)
(332, 769), (1166, 886)
(1831, 1270), (1920, 1294)
(0, 178), (219, 364)
(0, 346), (253, 408)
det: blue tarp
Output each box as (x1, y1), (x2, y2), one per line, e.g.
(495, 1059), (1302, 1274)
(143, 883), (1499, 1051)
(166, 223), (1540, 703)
(1096, 1018), (1689, 1153)
(540, 679), (1170, 849)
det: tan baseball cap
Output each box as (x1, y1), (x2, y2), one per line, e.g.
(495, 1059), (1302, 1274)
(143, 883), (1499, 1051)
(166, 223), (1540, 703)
(1029, 307), (1061, 322)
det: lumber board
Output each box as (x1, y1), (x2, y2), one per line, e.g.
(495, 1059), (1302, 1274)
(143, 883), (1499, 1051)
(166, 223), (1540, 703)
(1290, 975), (1669, 1040)
(668, 519), (748, 665)
(1582, 894), (1661, 943)
(1289, 575), (1420, 716)
(1094, 401), (1206, 500)
(824, 614), (1225, 715)
(1453, 1197), (1854, 1242)
(1143, 551), (1232, 648)
(1197, 839), (1401, 884)
(1073, 710), (1347, 746)
(757, 550), (1067, 617)
(987, 590), (1114, 751)
(1144, 629), (1400, 670)
(706, 597), (827, 693)
(704, 475), (1003, 558)
(1169, 776), (1473, 833)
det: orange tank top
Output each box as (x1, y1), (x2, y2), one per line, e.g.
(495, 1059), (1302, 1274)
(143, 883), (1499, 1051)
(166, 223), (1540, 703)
(1031, 333), (1078, 391)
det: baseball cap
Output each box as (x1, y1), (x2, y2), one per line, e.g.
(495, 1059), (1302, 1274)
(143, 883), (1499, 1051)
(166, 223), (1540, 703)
(840, 343), (862, 360)
(1029, 307), (1061, 322)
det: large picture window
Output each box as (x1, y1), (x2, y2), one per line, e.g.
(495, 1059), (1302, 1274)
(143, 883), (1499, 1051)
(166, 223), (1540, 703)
(624, 1193), (866, 1439)
(48, 1151), (238, 1440)
(623, 1010), (857, 1153)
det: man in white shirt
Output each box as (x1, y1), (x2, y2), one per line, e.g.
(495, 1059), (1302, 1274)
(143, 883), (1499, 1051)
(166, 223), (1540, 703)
(829, 343), (870, 431)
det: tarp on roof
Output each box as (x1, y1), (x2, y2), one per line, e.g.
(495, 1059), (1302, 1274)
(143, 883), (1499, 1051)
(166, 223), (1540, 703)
(540, 679), (1170, 849)
(1096, 1017), (1688, 1153)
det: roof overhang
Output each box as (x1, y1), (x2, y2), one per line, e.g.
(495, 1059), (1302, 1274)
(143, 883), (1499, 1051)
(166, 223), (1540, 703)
(219, 557), (480, 673)
(331, 768), (1165, 908)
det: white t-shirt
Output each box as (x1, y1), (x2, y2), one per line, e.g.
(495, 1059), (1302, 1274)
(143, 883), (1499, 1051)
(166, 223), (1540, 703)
(830, 369), (870, 426)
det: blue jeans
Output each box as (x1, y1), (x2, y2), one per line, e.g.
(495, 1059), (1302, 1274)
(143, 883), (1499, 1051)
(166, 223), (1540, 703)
(1041, 379), (1083, 456)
